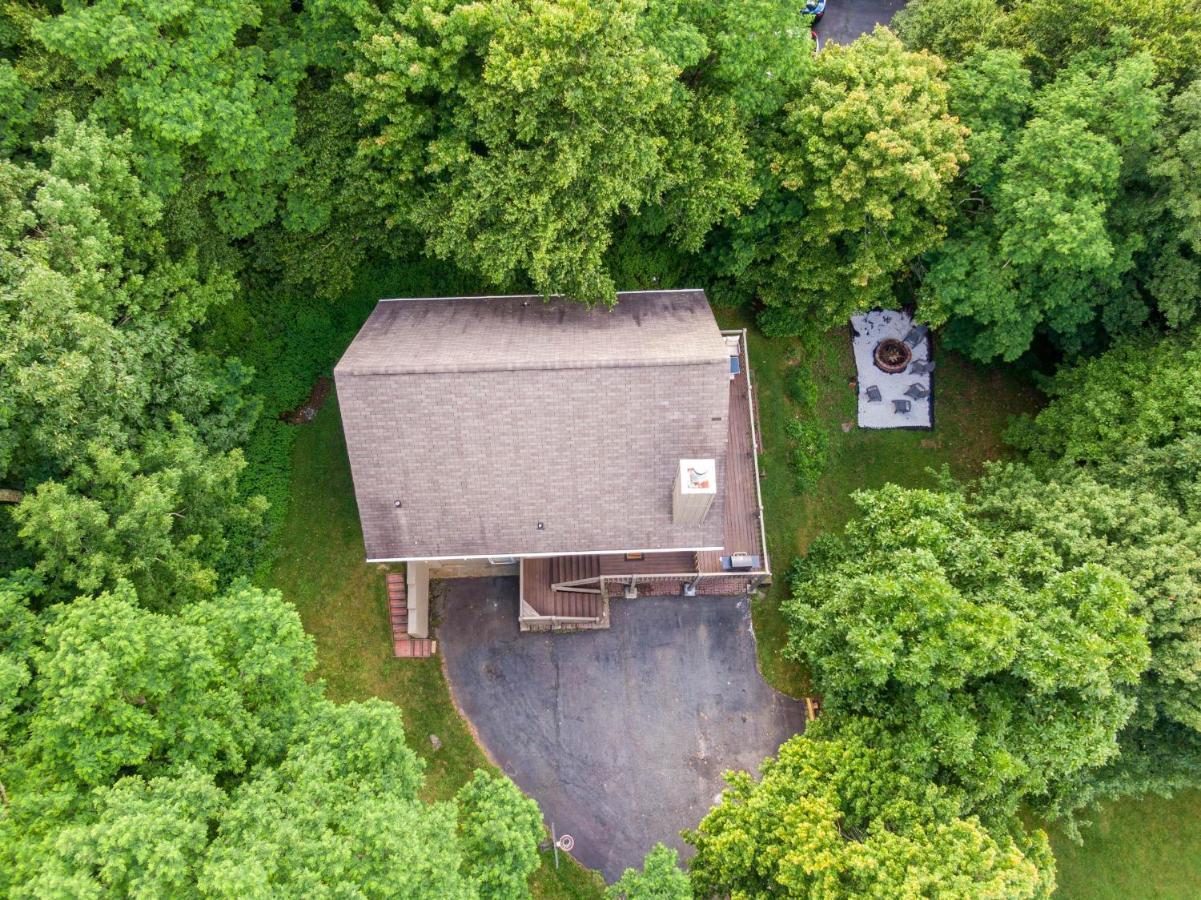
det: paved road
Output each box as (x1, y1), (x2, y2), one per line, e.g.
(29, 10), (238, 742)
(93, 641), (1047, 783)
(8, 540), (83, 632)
(438, 578), (806, 882)
(815, 0), (907, 46)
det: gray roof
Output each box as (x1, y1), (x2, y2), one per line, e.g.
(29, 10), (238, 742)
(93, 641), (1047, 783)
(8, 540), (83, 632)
(334, 290), (731, 560)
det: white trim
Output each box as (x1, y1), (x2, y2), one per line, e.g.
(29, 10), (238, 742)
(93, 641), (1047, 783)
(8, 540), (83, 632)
(366, 545), (723, 564)
(378, 288), (706, 304)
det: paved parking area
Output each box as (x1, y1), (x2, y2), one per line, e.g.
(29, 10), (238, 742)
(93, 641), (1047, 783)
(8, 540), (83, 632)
(815, 0), (907, 46)
(438, 578), (806, 882)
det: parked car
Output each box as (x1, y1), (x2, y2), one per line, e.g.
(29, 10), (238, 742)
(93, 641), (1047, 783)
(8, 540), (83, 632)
(803, 0), (826, 22)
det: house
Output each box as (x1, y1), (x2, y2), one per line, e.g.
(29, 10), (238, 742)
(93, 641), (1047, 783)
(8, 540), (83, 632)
(334, 289), (770, 638)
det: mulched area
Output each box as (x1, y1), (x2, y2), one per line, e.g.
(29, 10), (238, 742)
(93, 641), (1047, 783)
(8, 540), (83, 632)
(279, 376), (333, 425)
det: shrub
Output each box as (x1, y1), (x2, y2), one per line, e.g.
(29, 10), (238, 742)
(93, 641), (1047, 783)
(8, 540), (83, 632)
(784, 418), (828, 493)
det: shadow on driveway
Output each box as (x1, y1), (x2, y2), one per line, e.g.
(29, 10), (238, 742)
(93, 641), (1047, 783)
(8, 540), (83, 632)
(815, 0), (908, 46)
(438, 577), (806, 882)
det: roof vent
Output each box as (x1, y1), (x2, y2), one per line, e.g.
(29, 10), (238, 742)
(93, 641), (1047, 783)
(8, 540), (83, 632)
(673, 459), (716, 526)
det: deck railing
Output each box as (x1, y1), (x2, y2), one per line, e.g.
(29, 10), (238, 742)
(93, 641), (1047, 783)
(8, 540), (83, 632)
(722, 328), (771, 579)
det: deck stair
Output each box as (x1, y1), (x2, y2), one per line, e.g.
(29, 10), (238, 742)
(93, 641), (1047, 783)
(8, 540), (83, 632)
(387, 571), (436, 658)
(523, 557), (604, 620)
(550, 555), (602, 592)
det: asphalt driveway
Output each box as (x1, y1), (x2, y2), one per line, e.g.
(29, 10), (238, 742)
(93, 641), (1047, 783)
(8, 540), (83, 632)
(438, 578), (806, 882)
(815, 0), (907, 46)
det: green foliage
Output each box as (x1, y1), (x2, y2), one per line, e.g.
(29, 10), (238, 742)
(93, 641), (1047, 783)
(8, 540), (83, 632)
(1006, 328), (1201, 514)
(18, 582), (317, 791)
(921, 49), (1162, 361)
(1007, 0), (1201, 87)
(998, 330), (1201, 807)
(970, 464), (1201, 808)
(199, 701), (458, 898)
(686, 726), (1055, 898)
(898, 0), (1201, 87)
(1147, 80), (1201, 329)
(784, 484), (1149, 817)
(30, 0), (306, 237)
(784, 366), (818, 414)
(894, 0), (1006, 63)
(348, 0), (755, 305)
(13, 422), (265, 607)
(1, 577), (544, 898)
(783, 418), (827, 493)
(607, 844), (691, 900)
(456, 770), (544, 899)
(725, 28), (966, 336)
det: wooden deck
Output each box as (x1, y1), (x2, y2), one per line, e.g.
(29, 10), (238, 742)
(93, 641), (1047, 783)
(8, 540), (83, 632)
(519, 337), (768, 617)
(388, 572), (436, 658)
(699, 360), (765, 573)
(598, 552), (698, 576)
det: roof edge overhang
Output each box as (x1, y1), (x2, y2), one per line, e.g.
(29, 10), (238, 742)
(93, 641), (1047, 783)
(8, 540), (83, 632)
(334, 356), (729, 377)
(367, 544), (725, 564)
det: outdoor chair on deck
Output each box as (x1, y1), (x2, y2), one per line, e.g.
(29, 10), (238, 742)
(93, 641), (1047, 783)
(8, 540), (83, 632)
(904, 383), (929, 400)
(865, 385), (882, 402)
(909, 360), (935, 376)
(903, 326), (927, 348)
(893, 399), (912, 414)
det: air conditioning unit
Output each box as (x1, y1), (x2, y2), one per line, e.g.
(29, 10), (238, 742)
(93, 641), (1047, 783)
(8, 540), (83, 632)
(729, 553), (754, 570)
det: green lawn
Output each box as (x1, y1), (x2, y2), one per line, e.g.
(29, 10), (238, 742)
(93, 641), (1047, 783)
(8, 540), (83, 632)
(714, 310), (1042, 696)
(263, 395), (604, 899)
(1051, 791), (1201, 899)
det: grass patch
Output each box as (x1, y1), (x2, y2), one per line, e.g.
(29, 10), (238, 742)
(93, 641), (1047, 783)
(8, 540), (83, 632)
(714, 308), (1042, 697)
(263, 395), (604, 898)
(1050, 791), (1201, 899)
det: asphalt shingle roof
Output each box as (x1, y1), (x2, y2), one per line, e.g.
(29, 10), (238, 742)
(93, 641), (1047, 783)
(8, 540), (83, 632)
(334, 290), (731, 560)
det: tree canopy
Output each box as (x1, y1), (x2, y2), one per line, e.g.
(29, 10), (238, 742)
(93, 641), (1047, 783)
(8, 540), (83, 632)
(0, 578), (545, 898)
(686, 725), (1055, 898)
(720, 28), (966, 335)
(784, 484), (1149, 817)
(347, 0), (757, 305)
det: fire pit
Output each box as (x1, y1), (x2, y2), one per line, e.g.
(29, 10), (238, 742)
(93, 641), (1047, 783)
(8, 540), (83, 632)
(874, 338), (911, 374)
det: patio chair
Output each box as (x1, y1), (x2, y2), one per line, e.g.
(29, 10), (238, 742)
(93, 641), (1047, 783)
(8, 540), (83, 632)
(865, 385), (882, 402)
(909, 360), (935, 376)
(904, 383), (929, 400)
(903, 326), (928, 348)
(893, 399), (912, 414)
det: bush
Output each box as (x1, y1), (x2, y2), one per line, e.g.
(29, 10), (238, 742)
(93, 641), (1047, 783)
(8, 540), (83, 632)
(784, 366), (818, 414)
(784, 418), (828, 493)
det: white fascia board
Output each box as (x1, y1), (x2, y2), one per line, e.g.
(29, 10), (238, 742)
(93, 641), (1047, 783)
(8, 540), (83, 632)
(366, 545), (724, 564)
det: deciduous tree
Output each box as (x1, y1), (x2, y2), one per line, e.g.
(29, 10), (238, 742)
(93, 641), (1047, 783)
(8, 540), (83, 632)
(608, 844), (691, 900)
(920, 49), (1161, 360)
(347, 0), (754, 305)
(783, 484), (1149, 817)
(686, 726), (1054, 898)
(724, 28), (966, 336)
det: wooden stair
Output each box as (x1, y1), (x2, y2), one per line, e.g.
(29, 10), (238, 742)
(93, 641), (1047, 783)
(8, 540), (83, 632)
(550, 555), (601, 591)
(519, 556), (603, 619)
(388, 571), (435, 659)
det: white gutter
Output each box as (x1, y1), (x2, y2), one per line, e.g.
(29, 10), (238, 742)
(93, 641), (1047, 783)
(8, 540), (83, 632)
(367, 545), (724, 564)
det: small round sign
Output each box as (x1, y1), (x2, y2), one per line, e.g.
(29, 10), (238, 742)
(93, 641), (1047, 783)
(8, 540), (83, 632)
(556, 834), (575, 853)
